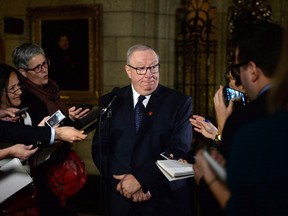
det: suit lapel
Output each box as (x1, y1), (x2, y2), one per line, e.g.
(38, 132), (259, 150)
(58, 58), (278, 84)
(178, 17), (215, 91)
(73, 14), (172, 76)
(114, 86), (136, 139)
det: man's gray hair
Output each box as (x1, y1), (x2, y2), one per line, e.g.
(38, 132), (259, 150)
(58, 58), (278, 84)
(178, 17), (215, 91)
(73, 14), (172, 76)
(126, 44), (159, 64)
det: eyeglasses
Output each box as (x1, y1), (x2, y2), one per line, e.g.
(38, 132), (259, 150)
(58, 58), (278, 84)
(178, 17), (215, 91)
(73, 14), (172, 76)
(229, 61), (249, 76)
(7, 84), (24, 95)
(127, 63), (160, 75)
(25, 59), (50, 73)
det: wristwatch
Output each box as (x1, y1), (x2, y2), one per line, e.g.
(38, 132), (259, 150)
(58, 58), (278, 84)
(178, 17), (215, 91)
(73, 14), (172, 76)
(214, 134), (222, 145)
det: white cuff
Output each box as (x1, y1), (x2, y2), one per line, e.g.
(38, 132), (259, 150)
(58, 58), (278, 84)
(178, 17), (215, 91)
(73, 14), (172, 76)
(50, 127), (55, 144)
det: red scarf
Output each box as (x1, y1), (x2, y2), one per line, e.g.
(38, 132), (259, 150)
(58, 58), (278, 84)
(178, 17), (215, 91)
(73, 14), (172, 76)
(23, 78), (68, 116)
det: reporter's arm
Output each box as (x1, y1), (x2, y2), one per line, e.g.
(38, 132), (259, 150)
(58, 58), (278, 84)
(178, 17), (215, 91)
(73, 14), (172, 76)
(190, 115), (218, 140)
(195, 149), (231, 209)
(0, 144), (38, 160)
(0, 108), (17, 118)
(54, 126), (87, 143)
(0, 120), (51, 146)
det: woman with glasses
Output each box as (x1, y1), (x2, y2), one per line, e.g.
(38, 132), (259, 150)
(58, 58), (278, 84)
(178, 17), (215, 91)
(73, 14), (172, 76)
(0, 63), (87, 215)
(0, 63), (38, 160)
(12, 43), (87, 216)
(0, 63), (41, 215)
(12, 43), (89, 125)
(189, 59), (248, 216)
(190, 62), (247, 143)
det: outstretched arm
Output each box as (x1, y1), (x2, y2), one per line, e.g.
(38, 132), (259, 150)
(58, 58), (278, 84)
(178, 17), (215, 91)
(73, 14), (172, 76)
(54, 126), (87, 143)
(0, 144), (38, 160)
(190, 114), (218, 140)
(195, 149), (230, 209)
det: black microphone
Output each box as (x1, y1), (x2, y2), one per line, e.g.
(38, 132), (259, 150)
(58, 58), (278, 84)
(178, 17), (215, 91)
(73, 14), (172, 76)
(99, 87), (120, 116)
(75, 87), (120, 132)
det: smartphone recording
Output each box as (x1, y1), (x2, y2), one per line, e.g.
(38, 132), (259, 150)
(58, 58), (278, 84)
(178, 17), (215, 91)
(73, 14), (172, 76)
(45, 110), (66, 128)
(223, 87), (247, 106)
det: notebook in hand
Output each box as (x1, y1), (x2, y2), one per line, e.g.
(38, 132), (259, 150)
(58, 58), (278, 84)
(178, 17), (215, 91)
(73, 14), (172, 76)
(156, 160), (194, 181)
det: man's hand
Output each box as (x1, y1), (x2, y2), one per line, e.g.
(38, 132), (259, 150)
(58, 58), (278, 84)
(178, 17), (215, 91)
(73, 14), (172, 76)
(114, 174), (141, 199)
(131, 189), (152, 202)
(55, 126), (87, 143)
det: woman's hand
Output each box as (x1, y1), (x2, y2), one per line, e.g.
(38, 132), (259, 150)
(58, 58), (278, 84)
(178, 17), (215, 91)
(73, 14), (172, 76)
(213, 86), (234, 134)
(3, 144), (38, 160)
(0, 107), (21, 122)
(190, 115), (218, 140)
(38, 116), (50, 126)
(68, 106), (90, 120)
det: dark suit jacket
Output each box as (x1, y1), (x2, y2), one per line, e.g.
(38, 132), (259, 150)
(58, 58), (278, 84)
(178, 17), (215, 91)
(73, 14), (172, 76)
(219, 90), (269, 160)
(0, 120), (51, 146)
(92, 84), (193, 216)
(226, 110), (288, 216)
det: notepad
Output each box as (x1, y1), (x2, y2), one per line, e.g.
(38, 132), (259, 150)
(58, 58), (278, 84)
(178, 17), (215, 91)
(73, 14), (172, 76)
(156, 160), (194, 181)
(0, 158), (33, 203)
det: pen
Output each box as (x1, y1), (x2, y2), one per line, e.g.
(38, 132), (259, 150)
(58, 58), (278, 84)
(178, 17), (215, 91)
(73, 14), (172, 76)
(160, 152), (172, 160)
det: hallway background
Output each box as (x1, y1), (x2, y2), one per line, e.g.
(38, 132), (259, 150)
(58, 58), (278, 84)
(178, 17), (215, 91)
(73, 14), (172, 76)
(0, 0), (288, 215)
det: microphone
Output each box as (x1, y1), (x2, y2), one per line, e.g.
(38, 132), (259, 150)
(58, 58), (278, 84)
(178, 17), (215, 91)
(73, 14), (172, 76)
(99, 87), (120, 116)
(75, 87), (120, 132)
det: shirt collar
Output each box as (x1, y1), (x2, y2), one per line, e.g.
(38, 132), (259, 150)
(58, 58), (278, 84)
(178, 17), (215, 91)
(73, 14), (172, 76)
(258, 83), (272, 96)
(131, 84), (151, 107)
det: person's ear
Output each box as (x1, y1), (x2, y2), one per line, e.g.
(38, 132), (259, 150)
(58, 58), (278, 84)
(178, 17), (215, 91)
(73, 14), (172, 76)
(125, 65), (132, 79)
(19, 69), (27, 78)
(248, 61), (259, 82)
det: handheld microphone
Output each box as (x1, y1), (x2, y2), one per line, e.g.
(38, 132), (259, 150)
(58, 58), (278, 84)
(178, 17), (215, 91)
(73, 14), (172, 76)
(75, 87), (120, 132)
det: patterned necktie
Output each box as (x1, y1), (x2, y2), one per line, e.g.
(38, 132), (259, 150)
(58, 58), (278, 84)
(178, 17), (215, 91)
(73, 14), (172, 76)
(135, 95), (146, 132)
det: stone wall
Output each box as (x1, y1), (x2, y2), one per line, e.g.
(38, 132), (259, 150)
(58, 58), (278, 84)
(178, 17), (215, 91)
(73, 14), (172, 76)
(0, 0), (181, 175)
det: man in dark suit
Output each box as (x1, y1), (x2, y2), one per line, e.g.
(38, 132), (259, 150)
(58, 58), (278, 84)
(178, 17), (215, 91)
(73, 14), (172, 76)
(92, 44), (193, 216)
